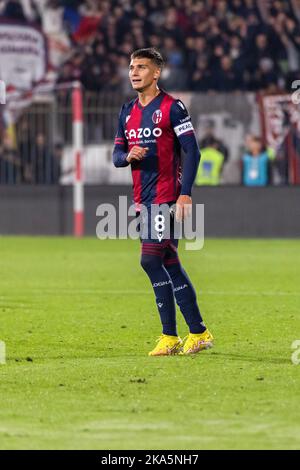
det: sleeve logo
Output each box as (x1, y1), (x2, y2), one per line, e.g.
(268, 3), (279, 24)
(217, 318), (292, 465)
(177, 100), (186, 110)
(174, 121), (194, 137)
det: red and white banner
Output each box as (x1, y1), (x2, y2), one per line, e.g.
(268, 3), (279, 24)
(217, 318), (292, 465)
(0, 20), (47, 90)
(259, 94), (300, 185)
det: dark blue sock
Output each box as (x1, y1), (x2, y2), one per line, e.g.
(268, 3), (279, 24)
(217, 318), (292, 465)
(164, 256), (206, 334)
(141, 251), (177, 336)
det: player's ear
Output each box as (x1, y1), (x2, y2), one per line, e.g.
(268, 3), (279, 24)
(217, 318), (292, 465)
(154, 68), (161, 80)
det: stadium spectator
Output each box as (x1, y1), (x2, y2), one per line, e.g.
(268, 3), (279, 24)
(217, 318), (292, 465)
(50, 143), (63, 184)
(242, 135), (269, 186)
(0, 131), (21, 184)
(200, 123), (229, 163)
(2, 0), (26, 21)
(195, 147), (225, 186)
(213, 55), (245, 92)
(28, 132), (52, 184)
(196, 122), (229, 185)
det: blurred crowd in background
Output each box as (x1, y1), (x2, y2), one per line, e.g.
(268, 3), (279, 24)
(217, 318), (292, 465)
(0, 0), (299, 185)
(1, 0), (300, 93)
(0, 130), (64, 184)
(0, 121), (287, 187)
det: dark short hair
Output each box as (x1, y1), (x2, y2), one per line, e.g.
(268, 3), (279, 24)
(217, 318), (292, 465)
(130, 48), (164, 69)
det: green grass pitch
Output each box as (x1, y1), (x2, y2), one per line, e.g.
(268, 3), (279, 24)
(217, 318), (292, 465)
(0, 237), (299, 450)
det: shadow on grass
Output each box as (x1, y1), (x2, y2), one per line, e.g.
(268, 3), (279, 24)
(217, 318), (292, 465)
(209, 351), (290, 365)
(4, 350), (291, 366)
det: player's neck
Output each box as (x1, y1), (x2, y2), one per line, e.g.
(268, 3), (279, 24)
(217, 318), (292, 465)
(138, 86), (160, 107)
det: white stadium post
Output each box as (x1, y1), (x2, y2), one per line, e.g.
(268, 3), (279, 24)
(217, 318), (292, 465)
(72, 82), (84, 237)
(0, 80), (6, 104)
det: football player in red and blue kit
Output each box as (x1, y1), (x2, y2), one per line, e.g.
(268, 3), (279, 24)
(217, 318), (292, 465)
(113, 48), (213, 355)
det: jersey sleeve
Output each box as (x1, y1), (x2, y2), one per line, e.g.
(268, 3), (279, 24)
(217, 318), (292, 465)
(170, 100), (200, 196)
(112, 105), (129, 167)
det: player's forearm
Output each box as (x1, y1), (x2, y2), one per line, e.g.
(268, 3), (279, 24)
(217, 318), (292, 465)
(113, 147), (130, 167)
(180, 134), (201, 195)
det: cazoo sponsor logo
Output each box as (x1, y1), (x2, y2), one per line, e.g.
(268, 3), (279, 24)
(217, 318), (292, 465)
(125, 127), (162, 139)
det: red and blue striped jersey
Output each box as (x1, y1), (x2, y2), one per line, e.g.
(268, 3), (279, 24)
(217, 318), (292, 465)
(113, 89), (200, 207)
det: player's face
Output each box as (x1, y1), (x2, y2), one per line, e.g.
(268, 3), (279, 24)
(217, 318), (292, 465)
(129, 58), (160, 92)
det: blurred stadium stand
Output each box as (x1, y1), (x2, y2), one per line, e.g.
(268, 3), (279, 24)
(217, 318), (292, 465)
(1, 0), (299, 92)
(0, 0), (300, 236)
(1, 0), (300, 186)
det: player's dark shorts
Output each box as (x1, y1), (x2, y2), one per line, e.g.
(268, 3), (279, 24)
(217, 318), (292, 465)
(136, 202), (180, 261)
(136, 202), (180, 257)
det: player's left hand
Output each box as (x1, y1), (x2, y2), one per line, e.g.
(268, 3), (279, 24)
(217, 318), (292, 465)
(176, 195), (192, 222)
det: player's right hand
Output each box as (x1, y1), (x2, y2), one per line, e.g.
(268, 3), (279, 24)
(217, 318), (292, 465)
(126, 146), (149, 163)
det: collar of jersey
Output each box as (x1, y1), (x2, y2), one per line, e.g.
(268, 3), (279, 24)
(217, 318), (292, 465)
(137, 89), (163, 109)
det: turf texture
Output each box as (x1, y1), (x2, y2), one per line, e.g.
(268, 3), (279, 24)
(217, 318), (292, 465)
(0, 237), (299, 449)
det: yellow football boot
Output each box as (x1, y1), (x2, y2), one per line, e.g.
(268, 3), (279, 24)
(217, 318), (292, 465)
(148, 334), (183, 356)
(182, 329), (214, 355)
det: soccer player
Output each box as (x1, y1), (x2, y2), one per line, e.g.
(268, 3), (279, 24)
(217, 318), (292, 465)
(113, 48), (213, 356)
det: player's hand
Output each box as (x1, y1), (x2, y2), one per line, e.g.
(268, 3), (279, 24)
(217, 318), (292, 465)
(176, 195), (192, 222)
(126, 146), (149, 163)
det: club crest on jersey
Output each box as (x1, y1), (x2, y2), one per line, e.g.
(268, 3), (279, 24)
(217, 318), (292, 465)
(152, 109), (162, 124)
